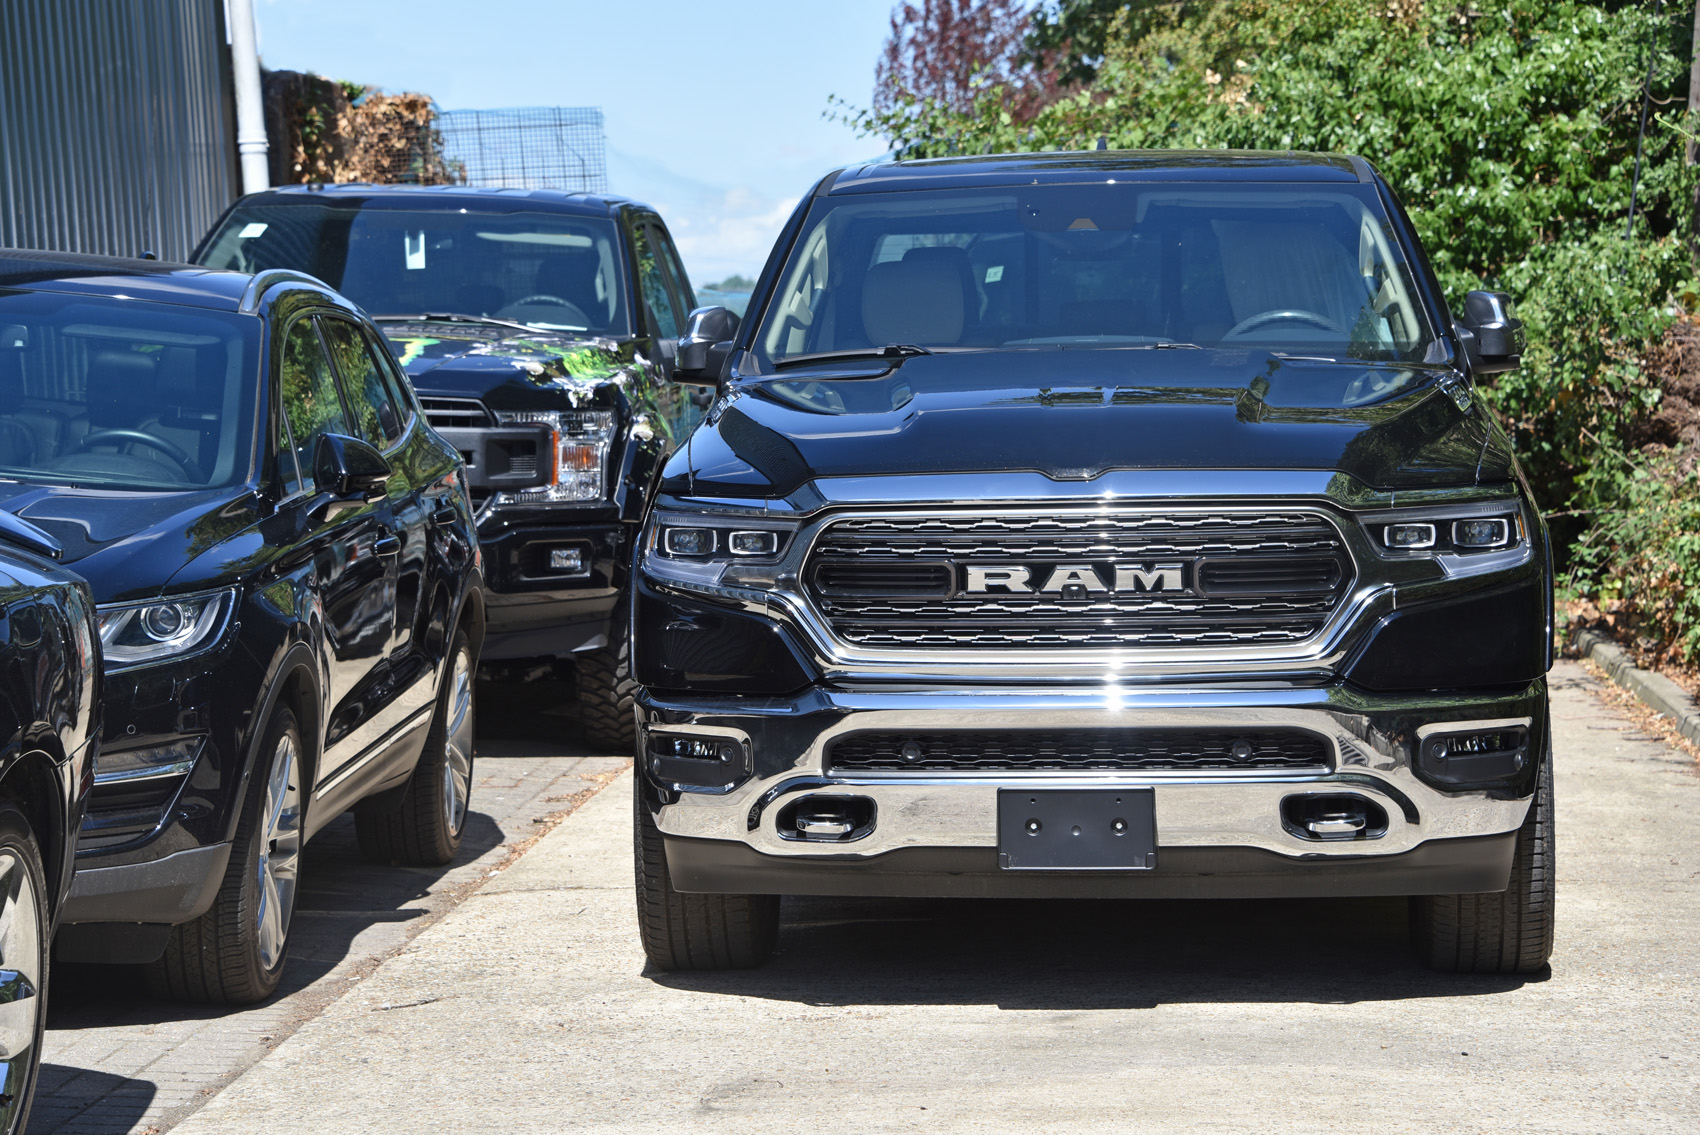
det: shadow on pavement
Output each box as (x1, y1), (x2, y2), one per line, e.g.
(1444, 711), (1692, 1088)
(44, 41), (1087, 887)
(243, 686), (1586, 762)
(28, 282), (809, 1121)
(655, 894), (1541, 1008)
(27, 1066), (156, 1134)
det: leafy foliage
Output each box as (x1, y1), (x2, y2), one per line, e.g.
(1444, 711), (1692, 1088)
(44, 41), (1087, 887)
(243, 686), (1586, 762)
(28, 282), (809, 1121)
(847, 0), (1700, 667)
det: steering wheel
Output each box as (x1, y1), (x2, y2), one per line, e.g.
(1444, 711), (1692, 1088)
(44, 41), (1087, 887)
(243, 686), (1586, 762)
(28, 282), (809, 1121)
(1222, 309), (1346, 340)
(509, 293), (571, 308)
(73, 429), (196, 476)
(497, 294), (594, 329)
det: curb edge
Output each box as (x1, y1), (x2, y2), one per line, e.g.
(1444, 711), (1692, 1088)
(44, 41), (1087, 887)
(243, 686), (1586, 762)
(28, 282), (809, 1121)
(1571, 628), (1700, 748)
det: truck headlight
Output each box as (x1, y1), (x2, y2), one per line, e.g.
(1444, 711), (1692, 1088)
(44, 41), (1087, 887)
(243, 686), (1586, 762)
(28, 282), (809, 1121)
(97, 588), (237, 672)
(493, 410), (614, 503)
(643, 508), (801, 598)
(1359, 500), (1532, 578)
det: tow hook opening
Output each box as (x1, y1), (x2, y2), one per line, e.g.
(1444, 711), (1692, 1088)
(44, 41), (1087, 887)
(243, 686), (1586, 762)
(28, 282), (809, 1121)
(777, 794), (877, 843)
(1281, 793), (1389, 842)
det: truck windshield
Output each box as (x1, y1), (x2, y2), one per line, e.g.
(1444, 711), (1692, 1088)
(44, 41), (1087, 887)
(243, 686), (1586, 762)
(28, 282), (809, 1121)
(200, 204), (630, 336)
(755, 182), (1440, 368)
(0, 290), (260, 490)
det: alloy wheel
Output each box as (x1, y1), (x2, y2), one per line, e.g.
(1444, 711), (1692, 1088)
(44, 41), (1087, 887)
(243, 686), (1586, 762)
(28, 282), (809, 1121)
(255, 731), (302, 972)
(442, 646), (474, 837)
(0, 847), (41, 1134)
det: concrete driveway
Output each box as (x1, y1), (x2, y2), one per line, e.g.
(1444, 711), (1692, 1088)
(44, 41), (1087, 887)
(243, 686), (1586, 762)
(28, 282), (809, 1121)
(144, 661), (1700, 1133)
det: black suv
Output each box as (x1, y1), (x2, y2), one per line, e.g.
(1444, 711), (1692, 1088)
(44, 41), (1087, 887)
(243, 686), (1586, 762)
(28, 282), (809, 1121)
(194, 186), (720, 749)
(0, 250), (484, 1003)
(0, 511), (97, 1135)
(631, 151), (1554, 975)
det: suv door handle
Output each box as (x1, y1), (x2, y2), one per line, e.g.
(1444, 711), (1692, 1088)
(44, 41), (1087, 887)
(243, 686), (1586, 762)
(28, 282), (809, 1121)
(431, 505), (459, 526)
(373, 535), (402, 558)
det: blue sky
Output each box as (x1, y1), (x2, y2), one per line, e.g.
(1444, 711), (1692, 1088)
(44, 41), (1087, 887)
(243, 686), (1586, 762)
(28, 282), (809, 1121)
(253, 0), (898, 284)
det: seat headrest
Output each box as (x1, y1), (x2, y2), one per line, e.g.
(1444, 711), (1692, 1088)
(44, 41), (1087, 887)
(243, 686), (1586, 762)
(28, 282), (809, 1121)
(85, 349), (157, 428)
(862, 258), (965, 347)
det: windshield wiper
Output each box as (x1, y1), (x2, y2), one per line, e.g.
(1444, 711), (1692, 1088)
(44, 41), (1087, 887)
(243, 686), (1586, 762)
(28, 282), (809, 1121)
(774, 344), (936, 370)
(372, 313), (547, 335)
(0, 508), (62, 560)
(1141, 341), (1202, 350)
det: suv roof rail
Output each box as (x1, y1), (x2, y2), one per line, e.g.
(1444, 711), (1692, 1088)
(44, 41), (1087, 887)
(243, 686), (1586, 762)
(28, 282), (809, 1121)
(240, 268), (334, 312)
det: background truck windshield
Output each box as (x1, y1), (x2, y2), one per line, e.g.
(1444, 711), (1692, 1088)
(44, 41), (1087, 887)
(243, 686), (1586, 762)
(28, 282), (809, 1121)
(0, 291), (260, 490)
(757, 182), (1440, 366)
(201, 204), (629, 336)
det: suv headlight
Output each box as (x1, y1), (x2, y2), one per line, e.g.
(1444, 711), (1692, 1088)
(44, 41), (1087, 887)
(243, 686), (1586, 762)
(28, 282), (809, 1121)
(493, 410), (614, 504)
(642, 507), (802, 598)
(1359, 500), (1533, 578)
(97, 588), (237, 671)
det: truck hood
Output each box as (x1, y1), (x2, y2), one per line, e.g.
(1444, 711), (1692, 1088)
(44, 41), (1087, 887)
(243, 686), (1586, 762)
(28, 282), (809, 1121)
(662, 349), (1513, 497)
(0, 483), (261, 604)
(378, 321), (636, 411)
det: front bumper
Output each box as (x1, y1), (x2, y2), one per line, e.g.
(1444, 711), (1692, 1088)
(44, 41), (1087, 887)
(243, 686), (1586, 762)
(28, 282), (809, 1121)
(640, 679), (1544, 899)
(478, 517), (624, 659)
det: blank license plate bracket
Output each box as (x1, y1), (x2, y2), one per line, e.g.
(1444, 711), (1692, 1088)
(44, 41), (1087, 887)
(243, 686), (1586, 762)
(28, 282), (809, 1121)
(997, 788), (1157, 871)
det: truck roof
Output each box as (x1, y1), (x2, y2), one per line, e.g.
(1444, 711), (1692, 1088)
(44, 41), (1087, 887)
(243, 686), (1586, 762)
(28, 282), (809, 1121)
(825, 149), (1374, 195)
(233, 182), (645, 218)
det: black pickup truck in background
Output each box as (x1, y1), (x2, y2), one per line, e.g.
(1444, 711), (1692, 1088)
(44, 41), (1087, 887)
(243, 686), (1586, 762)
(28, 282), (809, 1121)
(196, 185), (732, 748)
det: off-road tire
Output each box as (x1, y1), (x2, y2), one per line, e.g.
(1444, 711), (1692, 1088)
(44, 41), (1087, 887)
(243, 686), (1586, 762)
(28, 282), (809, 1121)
(1410, 738), (1555, 974)
(633, 773), (778, 970)
(356, 629), (475, 867)
(578, 611), (636, 753)
(148, 708), (302, 1004)
(0, 803), (50, 1135)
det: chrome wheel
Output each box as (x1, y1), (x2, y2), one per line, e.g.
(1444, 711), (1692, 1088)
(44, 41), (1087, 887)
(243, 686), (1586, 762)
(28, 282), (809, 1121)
(0, 846), (41, 1131)
(442, 647), (474, 838)
(254, 731), (302, 972)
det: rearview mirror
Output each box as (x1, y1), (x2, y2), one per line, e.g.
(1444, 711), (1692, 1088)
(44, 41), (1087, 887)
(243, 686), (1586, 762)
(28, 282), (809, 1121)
(314, 433), (391, 502)
(674, 305), (740, 386)
(1454, 290), (1524, 376)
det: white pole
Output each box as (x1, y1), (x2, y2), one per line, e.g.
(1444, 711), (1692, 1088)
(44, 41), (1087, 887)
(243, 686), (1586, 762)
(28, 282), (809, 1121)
(229, 0), (270, 193)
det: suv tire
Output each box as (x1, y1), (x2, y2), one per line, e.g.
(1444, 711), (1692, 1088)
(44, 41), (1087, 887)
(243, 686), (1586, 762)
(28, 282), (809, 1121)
(148, 707), (303, 1004)
(578, 607), (636, 753)
(1410, 737), (1555, 974)
(357, 629), (476, 867)
(633, 774), (778, 970)
(0, 802), (50, 1135)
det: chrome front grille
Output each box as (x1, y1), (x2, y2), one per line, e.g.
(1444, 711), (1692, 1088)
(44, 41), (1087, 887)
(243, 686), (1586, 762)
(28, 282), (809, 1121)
(803, 509), (1352, 650)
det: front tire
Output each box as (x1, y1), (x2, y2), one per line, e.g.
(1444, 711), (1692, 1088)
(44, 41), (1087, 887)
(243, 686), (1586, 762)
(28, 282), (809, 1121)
(577, 606), (636, 753)
(148, 707), (303, 1004)
(0, 803), (50, 1135)
(357, 629), (476, 867)
(633, 774), (778, 971)
(1410, 738), (1555, 974)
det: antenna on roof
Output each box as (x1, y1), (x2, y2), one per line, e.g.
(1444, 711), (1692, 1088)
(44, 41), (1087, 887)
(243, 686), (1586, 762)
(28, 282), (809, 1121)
(1094, 137), (1108, 151)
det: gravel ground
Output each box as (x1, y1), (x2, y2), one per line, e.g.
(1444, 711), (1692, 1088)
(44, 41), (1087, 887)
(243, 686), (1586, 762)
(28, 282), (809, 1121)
(30, 676), (624, 1135)
(154, 660), (1699, 1134)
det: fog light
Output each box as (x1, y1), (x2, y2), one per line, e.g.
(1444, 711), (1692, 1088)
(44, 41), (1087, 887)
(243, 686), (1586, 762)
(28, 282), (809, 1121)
(1417, 725), (1530, 786)
(1383, 522), (1436, 549)
(94, 738), (203, 785)
(727, 530), (779, 556)
(663, 527), (714, 556)
(548, 547), (585, 573)
(1453, 518), (1511, 548)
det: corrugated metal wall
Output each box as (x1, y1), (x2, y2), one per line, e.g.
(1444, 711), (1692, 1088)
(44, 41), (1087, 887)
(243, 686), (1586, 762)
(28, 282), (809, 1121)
(0, 0), (237, 261)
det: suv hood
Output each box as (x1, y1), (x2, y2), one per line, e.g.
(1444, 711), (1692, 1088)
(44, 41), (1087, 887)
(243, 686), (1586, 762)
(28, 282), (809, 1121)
(0, 483), (261, 604)
(662, 350), (1513, 497)
(379, 321), (635, 411)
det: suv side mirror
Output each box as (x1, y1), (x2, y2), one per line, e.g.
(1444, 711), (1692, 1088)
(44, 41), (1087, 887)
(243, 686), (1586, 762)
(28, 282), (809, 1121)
(1454, 290), (1525, 376)
(314, 433), (391, 501)
(674, 305), (740, 386)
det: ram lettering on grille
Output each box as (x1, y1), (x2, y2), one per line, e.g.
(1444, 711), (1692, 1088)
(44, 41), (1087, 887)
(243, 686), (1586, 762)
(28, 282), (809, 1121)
(804, 511), (1351, 650)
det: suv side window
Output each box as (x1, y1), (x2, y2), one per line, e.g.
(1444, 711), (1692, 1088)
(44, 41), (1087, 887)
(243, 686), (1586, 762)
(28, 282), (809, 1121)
(630, 217), (681, 339)
(320, 316), (403, 448)
(652, 222), (695, 316)
(280, 317), (350, 492)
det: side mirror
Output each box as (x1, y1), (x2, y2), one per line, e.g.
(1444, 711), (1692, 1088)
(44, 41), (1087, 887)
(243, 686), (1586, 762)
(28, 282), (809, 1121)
(674, 305), (740, 386)
(1454, 290), (1524, 376)
(314, 433), (391, 502)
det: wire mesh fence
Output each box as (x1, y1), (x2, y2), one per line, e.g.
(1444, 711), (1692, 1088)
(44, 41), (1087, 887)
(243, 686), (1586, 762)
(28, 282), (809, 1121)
(436, 107), (607, 193)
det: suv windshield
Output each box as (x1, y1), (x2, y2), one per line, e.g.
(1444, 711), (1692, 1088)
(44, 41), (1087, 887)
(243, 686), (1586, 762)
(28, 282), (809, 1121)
(199, 203), (629, 336)
(756, 182), (1439, 368)
(0, 290), (260, 490)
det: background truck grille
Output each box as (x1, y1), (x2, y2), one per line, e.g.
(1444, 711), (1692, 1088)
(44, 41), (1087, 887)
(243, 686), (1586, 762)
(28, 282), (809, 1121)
(804, 510), (1352, 649)
(828, 729), (1331, 772)
(420, 397), (496, 430)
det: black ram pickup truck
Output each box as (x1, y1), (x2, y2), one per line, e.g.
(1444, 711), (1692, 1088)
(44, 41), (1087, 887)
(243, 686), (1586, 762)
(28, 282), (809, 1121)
(196, 186), (715, 747)
(631, 151), (1555, 975)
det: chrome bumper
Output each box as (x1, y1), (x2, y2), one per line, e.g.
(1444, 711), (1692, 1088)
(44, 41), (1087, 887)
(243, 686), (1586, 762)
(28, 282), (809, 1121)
(644, 682), (1540, 862)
